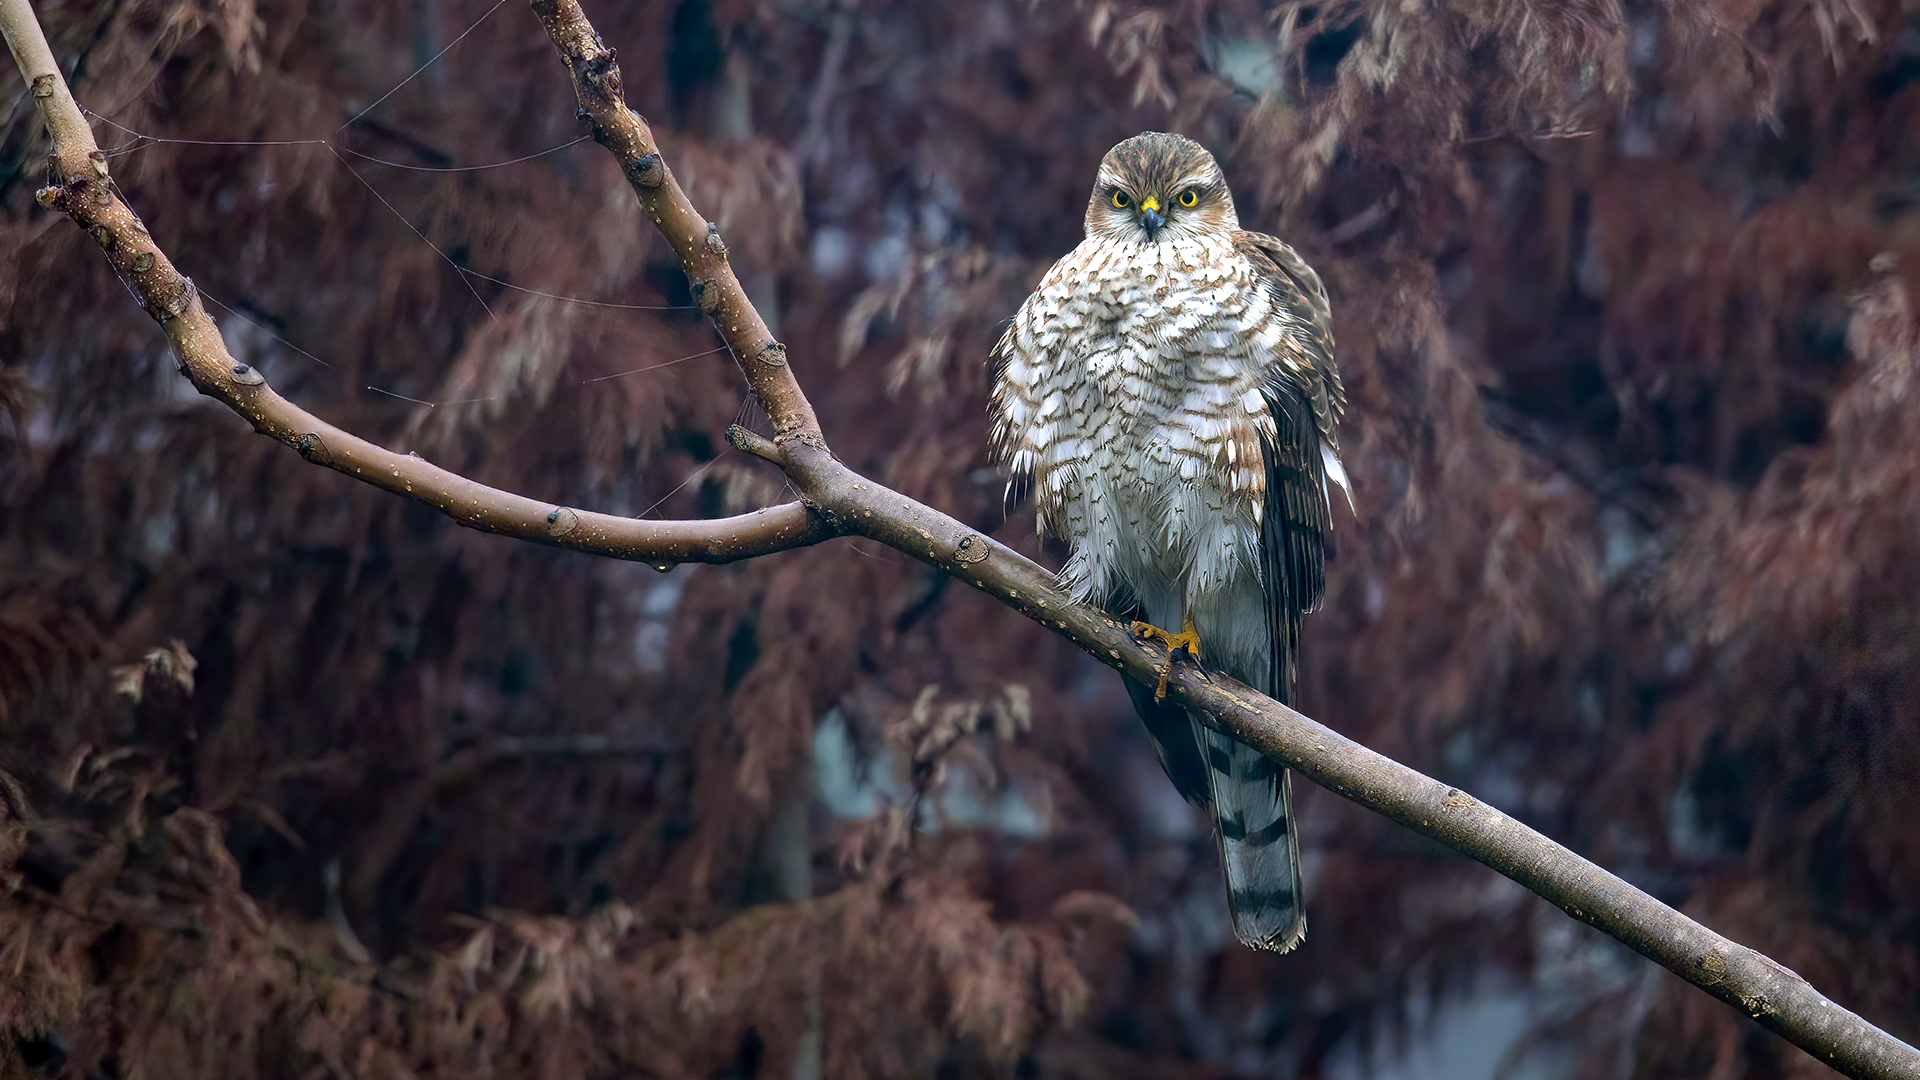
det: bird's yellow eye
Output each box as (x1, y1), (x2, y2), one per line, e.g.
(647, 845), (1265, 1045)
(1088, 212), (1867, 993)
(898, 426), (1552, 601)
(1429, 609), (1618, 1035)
(1111, 190), (1131, 210)
(1178, 188), (1199, 208)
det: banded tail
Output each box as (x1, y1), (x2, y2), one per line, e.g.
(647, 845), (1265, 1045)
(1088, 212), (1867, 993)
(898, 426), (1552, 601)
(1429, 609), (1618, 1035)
(1203, 725), (1305, 951)
(1127, 680), (1307, 952)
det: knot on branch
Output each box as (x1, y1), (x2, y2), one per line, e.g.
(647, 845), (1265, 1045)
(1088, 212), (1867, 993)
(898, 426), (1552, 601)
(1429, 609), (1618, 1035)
(146, 274), (197, 322)
(581, 45), (621, 97)
(777, 428), (830, 453)
(690, 278), (723, 316)
(626, 152), (664, 189)
(1698, 947), (1729, 985)
(705, 221), (726, 255)
(954, 534), (990, 564)
(294, 433), (331, 465)
(37, 174), (104, 214)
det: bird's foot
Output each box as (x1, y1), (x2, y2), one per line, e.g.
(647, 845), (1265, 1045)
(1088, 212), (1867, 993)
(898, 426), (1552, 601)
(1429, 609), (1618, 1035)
(1130, 619), (1202, 700)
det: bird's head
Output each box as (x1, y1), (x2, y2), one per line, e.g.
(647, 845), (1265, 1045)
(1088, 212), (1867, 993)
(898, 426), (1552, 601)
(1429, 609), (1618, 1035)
(1085, 132), (1240, 245)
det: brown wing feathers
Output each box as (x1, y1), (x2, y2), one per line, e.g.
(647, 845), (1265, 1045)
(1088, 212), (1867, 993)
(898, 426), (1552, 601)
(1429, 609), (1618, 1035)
(1235, 229), (1342, 704)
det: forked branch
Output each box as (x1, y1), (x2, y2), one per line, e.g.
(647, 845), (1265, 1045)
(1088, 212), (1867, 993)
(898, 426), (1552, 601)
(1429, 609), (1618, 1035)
(0, 0), (829, 567)
(4, 0), (1918, 1075)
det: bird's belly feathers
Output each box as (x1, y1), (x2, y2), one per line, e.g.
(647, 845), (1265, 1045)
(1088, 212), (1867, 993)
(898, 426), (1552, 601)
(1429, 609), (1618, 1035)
(998, 258), (1275, 632)
(1077, 448), (1265, 640)
(1031, 370), (1274, 681)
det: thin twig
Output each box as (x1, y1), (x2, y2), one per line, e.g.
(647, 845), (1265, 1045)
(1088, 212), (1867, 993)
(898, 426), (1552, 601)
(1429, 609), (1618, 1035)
(725, 423), (787, 466)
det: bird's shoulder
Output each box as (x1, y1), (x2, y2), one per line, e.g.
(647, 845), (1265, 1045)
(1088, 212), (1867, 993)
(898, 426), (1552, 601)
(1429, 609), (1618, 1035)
(1231, 229), (1345, 443)
(1230, 231), (1333, 360)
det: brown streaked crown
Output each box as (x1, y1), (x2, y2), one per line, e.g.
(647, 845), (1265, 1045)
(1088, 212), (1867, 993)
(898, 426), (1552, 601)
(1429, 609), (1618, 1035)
(1085, 132), (1239, 240)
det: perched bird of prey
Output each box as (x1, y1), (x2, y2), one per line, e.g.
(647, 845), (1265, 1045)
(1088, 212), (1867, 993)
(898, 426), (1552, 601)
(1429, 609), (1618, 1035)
(990, 132), (1347, 952)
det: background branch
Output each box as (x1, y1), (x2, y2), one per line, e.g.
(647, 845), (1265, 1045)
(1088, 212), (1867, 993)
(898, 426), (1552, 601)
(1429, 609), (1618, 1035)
(5, 0), (1917, 1076)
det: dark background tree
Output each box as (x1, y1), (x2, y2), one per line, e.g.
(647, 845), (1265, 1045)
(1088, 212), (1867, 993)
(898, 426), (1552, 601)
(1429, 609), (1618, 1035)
(2, 0), (1918, 1077)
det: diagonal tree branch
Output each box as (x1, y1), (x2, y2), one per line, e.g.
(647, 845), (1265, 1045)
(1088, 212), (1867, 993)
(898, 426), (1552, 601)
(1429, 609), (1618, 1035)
(0, 0), (832, 568)
(5, 0), (1918, 1075)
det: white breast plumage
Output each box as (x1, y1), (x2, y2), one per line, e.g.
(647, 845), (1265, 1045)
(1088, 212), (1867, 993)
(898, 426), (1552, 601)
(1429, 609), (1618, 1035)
(991, 232), (1291, 632)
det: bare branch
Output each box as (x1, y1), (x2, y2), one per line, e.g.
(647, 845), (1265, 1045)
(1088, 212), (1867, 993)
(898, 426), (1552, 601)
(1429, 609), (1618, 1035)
(530, 0), (825, 458)
(0, 0), (832, 568)
(5, 0), (1918, 1075)
(1166, 667), (1920, 1079)
(523, 5), (1920, 1076)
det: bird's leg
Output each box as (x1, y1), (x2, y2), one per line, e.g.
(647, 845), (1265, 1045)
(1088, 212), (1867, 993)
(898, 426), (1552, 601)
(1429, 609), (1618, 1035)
(1130, 610), (1203, 700)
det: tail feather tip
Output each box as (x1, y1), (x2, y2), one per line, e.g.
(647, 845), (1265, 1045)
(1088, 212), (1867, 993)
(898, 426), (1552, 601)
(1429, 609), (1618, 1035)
(1242, 914), (1307, 954)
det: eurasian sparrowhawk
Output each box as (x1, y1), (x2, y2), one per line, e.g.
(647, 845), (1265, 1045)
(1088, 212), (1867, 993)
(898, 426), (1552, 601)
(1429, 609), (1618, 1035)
(990, 132), (1348, 952)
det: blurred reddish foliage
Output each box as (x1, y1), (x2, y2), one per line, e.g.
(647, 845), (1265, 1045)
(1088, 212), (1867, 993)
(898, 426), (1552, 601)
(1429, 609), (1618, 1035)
(2, 0), (1918, 1076)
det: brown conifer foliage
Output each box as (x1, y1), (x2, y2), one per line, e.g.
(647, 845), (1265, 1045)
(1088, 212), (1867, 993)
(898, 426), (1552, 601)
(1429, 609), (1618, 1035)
(2, 0), (1918, 1077)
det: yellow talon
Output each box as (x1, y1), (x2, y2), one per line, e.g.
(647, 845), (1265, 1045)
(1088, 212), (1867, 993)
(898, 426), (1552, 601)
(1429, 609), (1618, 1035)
(1131, 611), (1202, 700)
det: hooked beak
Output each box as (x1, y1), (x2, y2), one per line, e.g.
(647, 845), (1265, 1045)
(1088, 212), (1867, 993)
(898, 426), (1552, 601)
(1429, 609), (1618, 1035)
(1138, 195), (1165, 240)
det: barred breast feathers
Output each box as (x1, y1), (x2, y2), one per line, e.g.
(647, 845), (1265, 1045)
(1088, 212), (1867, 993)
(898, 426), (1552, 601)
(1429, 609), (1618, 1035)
(989, 232), (1326, 607)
